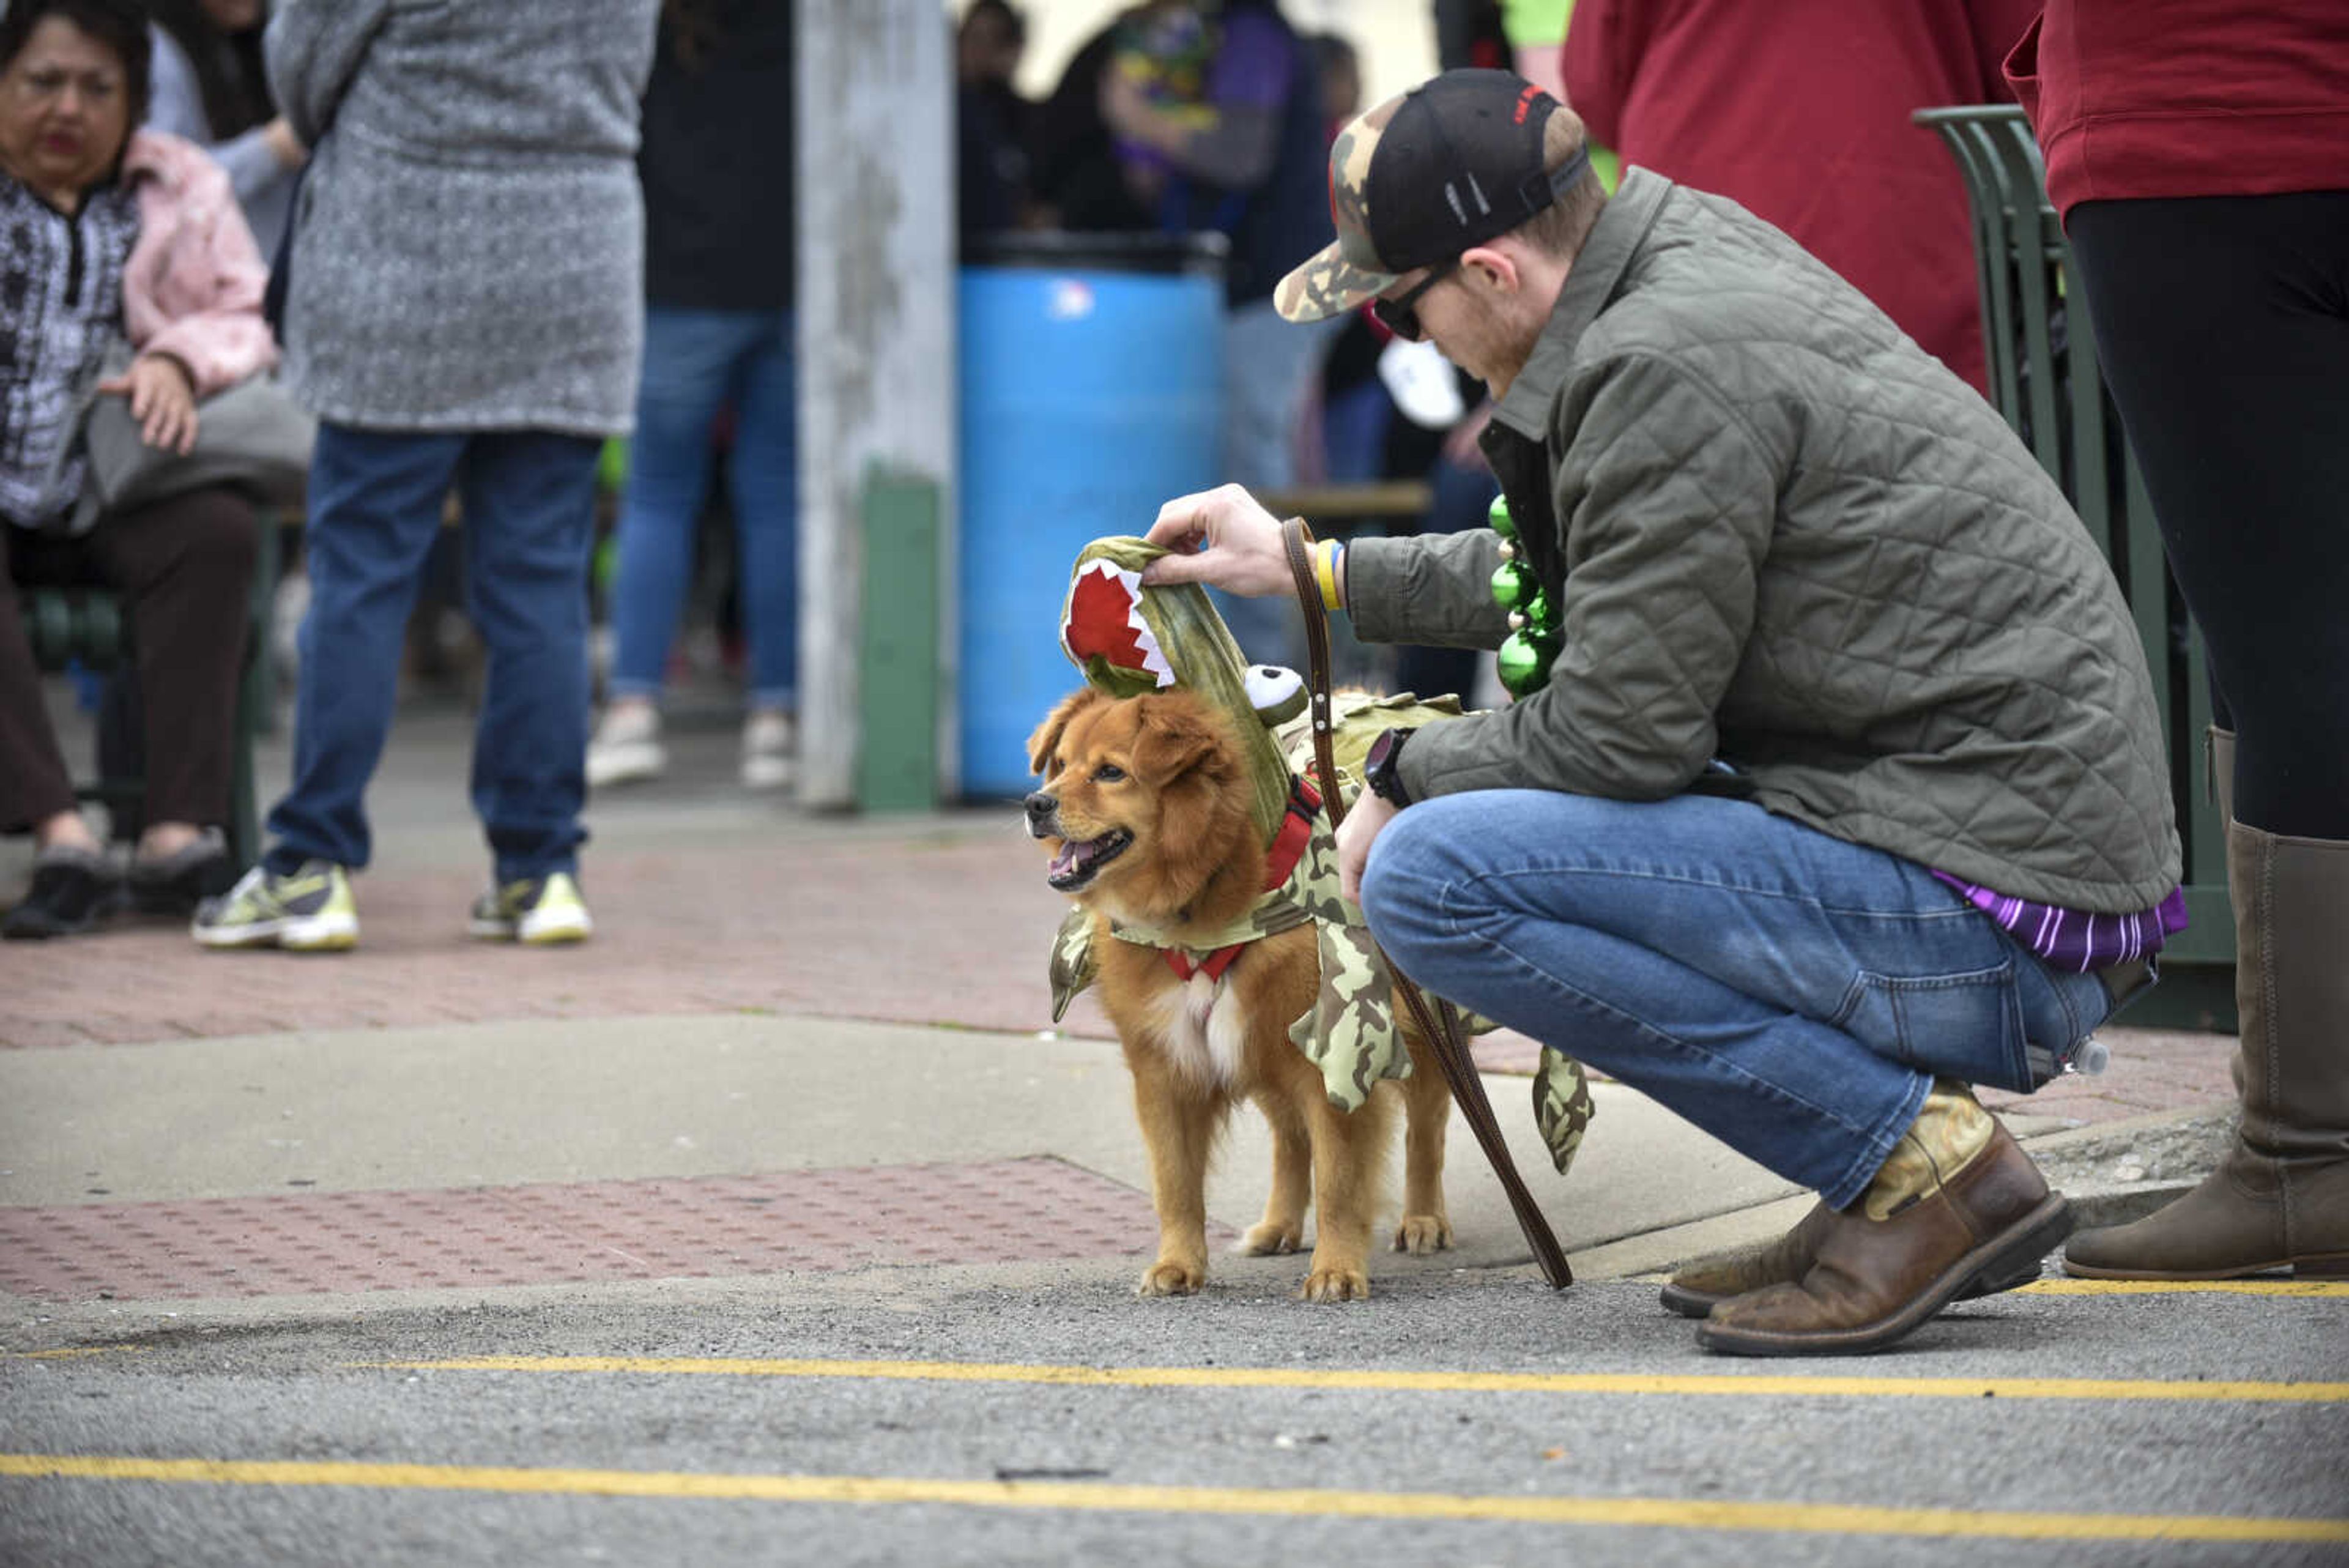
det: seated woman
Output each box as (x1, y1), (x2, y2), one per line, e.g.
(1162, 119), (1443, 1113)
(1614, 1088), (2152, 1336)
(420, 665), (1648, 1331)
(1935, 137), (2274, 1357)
(0, 0), (273, 938)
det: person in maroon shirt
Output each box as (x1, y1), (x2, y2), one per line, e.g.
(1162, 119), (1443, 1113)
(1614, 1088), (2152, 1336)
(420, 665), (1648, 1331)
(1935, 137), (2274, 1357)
(2008, 1), (2349, 1283)
(1561, 0), (2038, 396)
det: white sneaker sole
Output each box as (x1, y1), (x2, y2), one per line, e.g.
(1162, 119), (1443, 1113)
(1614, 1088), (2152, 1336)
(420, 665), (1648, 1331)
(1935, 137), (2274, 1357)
(741, 754), (793, 790)
(587, 741), (667, 788)
(194, 910), (358, 951)
(469, 910), (593, 945)
(521, 909), (593, 945)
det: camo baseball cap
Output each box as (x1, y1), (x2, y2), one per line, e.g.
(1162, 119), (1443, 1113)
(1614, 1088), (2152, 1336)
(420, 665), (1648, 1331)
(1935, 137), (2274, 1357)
(1276, 69), (1591, 324)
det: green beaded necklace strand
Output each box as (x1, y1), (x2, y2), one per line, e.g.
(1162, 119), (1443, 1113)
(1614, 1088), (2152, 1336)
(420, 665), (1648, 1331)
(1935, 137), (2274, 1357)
(1488, 494), (1561, 697)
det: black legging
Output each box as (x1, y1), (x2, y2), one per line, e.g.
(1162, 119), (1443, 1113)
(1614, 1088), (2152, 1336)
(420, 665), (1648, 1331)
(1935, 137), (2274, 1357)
(2068, 191), (2349, 840)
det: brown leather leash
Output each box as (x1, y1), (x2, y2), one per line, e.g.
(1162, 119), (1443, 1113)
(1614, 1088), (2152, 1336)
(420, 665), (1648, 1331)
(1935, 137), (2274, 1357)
(1278, 516), (1573, 1289)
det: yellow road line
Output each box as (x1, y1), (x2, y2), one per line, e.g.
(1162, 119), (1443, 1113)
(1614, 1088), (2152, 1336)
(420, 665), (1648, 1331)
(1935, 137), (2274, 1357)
(3, 1454), (2342, 1543)
(374, 1356), (2349, 1404)
(8, 1345), (143, 1361)
(2018, 1279), (2349, 1298)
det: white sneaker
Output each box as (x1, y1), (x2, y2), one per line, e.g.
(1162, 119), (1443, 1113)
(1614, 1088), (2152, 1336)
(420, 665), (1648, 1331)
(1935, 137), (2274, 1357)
(192, 861), (358, 952)
(587, 705), (666, 788)
(741, 709), (795, 790)
(468, 871), (593, 945)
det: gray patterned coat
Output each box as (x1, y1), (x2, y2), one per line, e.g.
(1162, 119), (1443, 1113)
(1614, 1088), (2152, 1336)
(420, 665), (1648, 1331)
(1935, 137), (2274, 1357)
(265, 0), (659, 436)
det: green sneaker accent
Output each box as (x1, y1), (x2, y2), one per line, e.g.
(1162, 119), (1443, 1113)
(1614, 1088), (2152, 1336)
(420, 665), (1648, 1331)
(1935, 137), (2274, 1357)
(192, 861), (358, 951)
(469, 872), (592, 945)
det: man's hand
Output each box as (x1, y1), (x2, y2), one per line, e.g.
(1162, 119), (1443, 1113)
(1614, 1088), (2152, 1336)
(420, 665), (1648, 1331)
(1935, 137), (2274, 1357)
(98, 355), (199, 456)
(1140, 483), (1293, 596)
(262, 116), (309, 171)
(1337, 792), (1399, 906)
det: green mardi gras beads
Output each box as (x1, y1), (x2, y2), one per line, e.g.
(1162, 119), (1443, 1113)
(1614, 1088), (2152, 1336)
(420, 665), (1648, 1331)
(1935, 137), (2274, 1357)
(1486, 494), (1518, 541)
(1496, 630), (1556, 697)
(1491, 560), (1533, 611)
(1488, 492), (1561, 696)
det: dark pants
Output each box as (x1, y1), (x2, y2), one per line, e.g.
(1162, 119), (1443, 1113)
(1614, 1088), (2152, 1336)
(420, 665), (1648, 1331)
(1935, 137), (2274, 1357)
(0, 488), (258, 834)
(2068, 191), (2349, 839)
(264, 424), (599, 883)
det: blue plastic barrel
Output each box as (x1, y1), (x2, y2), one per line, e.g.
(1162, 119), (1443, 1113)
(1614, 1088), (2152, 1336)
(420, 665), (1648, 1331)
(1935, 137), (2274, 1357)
(957, 232), (1226, 798)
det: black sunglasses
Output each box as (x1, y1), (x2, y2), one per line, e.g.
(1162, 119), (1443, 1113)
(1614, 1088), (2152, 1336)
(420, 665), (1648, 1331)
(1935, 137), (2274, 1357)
(1373, 257), (1458, 343)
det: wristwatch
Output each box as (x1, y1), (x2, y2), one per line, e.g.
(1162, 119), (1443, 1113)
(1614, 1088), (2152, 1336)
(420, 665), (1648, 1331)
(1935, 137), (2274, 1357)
(1363, 727), (1414, 808)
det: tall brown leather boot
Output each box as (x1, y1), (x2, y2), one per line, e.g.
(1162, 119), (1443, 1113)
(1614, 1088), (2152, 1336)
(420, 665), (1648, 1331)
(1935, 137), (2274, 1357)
(2063, 819), (2349, 1278)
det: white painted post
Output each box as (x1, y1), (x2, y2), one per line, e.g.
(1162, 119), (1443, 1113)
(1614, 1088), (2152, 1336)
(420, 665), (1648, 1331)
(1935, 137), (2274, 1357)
(796, 0), (958, 808)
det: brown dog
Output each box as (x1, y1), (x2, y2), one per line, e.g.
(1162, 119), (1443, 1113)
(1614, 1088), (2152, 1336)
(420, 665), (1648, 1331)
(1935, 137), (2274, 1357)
(1025, 685), (1453, 1301)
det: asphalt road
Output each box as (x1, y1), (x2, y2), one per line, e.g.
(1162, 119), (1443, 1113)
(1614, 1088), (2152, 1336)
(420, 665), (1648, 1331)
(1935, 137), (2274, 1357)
(5, 1260), (2345, 1567)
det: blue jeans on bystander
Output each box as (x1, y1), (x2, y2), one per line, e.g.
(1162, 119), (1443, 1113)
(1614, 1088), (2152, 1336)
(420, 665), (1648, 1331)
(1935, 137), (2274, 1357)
(1360, 791), (2113, 1209)
(606, 304), (798, 713)
(267, 423), (601, 885)
(1213, 300), (1338, 674)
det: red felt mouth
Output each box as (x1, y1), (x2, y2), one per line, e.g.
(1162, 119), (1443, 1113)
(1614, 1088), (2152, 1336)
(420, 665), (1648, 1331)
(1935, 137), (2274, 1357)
(1064, 566), (1151, 674)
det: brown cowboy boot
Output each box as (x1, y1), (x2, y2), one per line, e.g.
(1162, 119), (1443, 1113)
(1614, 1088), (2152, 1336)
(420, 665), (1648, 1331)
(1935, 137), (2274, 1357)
(1698, 1099), (2072, 1356)
(2063, 820), (2349, 1279)
(1660, 1200), (2043, 1318)
(1662, 1080), (2037, 1318)
(1659, 1204), (1839, 1318)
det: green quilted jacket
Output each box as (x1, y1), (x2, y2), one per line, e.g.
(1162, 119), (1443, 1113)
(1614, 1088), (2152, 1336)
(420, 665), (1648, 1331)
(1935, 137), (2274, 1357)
(1346, 169), (2180, 913)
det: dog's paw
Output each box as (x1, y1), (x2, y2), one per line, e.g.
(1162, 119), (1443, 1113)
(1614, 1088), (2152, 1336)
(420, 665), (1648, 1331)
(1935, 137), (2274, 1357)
(1136, 1258), (1206, 1296)
(1298, 1265), (1371, 1302)
(1234, 1221), (1305, 1255)
(1391, 1214), (1454, 1255)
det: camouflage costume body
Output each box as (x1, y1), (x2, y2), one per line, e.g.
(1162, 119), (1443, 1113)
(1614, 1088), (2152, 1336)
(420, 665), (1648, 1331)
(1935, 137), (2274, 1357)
(1045, 537), (1594, 1173)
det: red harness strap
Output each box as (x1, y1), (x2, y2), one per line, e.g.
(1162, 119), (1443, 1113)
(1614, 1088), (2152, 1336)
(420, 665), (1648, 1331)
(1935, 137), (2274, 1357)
(1163, 945), (1246, 983)
(1163, 775), (1323, 983)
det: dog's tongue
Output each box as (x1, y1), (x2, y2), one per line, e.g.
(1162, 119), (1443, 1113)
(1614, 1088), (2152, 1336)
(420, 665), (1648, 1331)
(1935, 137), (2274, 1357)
(1049, 843), (1082, 879)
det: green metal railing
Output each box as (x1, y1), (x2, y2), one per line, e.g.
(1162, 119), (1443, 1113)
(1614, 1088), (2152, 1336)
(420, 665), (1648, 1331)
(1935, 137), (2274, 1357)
(1916, 106), (2234, 1021)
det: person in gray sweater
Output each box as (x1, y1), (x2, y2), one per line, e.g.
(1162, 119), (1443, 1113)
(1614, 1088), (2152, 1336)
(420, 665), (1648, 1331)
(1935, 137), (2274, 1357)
(1145, 72), (2183, 1356)
(195, 0), (661, 953)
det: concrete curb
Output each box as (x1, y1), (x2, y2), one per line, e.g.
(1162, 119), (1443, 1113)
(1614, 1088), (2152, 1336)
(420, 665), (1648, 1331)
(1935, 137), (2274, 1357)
(2062, 1180), (2198, 1232)
(1579, 1102), (2234, 1284)
(2030, 1102), (2233, 1233)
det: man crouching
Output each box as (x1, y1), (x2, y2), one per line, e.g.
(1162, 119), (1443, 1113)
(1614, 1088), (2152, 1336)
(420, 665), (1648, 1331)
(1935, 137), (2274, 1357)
(1142, 70), (2182, 1355)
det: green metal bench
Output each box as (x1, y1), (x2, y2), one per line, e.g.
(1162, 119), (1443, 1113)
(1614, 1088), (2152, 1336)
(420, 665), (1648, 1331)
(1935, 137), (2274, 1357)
(11, 514), (278, 872)
(1917, 105), (2234, 1027)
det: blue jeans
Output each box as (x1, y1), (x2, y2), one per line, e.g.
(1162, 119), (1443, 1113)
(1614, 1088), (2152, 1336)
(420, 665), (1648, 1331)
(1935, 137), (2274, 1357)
(607, 305), (798, 711)
(1359, 792), (2114, 1209)
(267, 424), (600, 884)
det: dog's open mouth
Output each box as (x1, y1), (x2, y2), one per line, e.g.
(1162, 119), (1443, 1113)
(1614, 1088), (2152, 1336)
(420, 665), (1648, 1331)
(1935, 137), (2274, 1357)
(1047, 829), (1133, 891)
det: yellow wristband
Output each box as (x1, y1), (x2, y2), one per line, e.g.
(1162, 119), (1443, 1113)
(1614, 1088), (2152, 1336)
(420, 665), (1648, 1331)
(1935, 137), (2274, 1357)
(1314, 538), (1345, 611)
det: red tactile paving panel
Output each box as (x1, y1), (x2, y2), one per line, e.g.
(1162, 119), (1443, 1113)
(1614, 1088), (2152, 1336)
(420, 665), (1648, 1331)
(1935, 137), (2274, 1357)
(0, 1157), (1194, 1302)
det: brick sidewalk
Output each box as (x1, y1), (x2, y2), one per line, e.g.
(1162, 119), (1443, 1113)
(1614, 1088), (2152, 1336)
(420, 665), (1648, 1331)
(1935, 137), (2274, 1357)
(1, 814), (2239, 1136)
(0, 1157), (1173, 1302)
(0, 702), (2237, 1131)
(0, 831), (1091, 1050)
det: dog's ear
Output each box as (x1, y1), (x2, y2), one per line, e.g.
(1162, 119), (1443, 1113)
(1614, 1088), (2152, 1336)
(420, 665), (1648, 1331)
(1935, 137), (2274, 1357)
(1027, 688), (1102, 778)
(1130, 695), (1227, 786)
